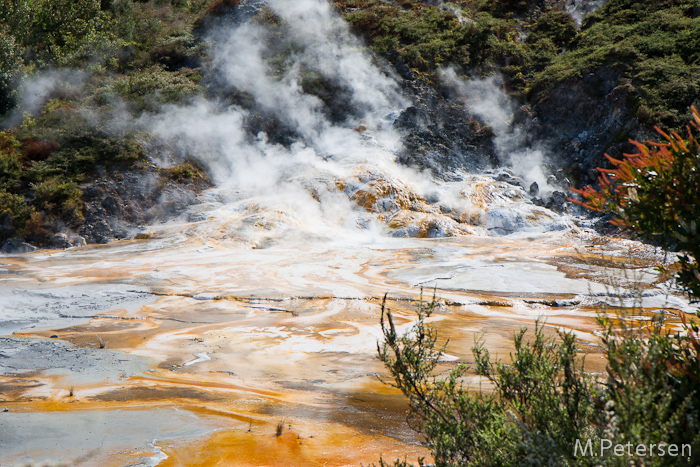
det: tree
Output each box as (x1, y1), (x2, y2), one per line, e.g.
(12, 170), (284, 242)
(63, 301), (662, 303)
(0, 29), (23, 117)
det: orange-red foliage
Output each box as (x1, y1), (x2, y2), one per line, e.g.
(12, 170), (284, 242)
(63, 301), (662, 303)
(22, 139), (58, 162)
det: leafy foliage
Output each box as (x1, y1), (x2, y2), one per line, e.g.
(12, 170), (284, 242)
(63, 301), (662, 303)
(530, 0), (700, 129)
(31, 177), (84, 224)
(377, 293), (700, 466)
(0, 189), (35, 240)
(340, 0), (558, 83)
(339, 0), (699, 131)
(0, 0), (212, 243)
(0, 29), (24, 116)
(599, 311), (700, 462)
(570, 107), (700, 300)
(0, 0), (118, 67)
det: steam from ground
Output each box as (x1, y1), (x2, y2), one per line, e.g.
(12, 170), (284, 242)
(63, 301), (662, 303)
(440, 68), (553, 193)
(143, 0), (566, 241)
(565, 0), (608, 24)
(143, 0), (418, 238)
(0, 70), (86, 129)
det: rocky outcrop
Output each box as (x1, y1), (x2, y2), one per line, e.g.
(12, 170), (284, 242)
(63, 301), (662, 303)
(1, 238), (37, 254)
(78, 166), (209, 245)
(531, 66), (645, 187)
(389, 56), (497, 177)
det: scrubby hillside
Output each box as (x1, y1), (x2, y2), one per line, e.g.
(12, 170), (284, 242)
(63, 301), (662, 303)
(338, 0), (700, 184)
(1, 0), (698, 248)
(0, 0), (213, 249)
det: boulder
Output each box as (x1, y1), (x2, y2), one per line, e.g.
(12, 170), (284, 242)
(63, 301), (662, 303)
(1, 238), (37, 254)
(49, 233), (71, 249)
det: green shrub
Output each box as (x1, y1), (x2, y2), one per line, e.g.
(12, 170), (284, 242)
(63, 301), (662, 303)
(570, 107), (700, 300)
(0, 133), (24, 189)
(343, 1), (530, 74)
(0, 29), (24, 117)
(163, 162), (203, 181)
(377, 293), (700, 466)
(526, 10), (577, 48)
(0, 189), (34, 241)
(599, 311), (700, 461)
(529, 0), (700, 129)
(0, 1), (210, 244)
(31, 177), (83, 223)
(113, 67), (202, 110)
(6, 0), (118, 66)
(378, 294), (596, 466)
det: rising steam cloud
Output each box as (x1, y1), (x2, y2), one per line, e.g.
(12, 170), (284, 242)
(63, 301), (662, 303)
(143, 0), (566, 241)
(142, 0), (419, 239)
(0, 69), (86, 129)
(146, 0), (407, 185)
(441, 69), (553, 193)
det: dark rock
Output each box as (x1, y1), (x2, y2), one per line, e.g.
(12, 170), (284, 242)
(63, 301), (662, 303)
(1, 238), (37, 254)
(81, 219), (115, 244)
(531, 66), (643, 186)
(1, 214), (16, 235)
(82, 185), (101, 200)
(49, 233), (71, 249)
(545, 191), (569, 213)
(392, 74), (497, 176)
(529, 182), (539, 197)
(70, 166), (209, 248)
(395, 106), (430, 130)
(101, 195), (122, 216)
(495, 172), (527, 189)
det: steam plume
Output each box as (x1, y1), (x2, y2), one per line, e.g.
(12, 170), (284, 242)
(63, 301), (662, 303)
(441, 69), (552, 193)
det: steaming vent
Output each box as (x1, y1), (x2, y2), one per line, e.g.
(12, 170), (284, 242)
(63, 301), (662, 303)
(144, 0), (569, 247)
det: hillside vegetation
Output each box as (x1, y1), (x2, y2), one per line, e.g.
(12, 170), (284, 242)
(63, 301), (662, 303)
(1, 0), (698, 246)
(0, 0), (211, 245)
(340, 0), (699, 129)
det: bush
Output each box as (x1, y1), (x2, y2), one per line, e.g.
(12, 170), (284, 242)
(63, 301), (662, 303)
(0, 29), (24, 117)
(526, 10), (578, 48)
(529, 0), (700, 130)
(570, 107), (700, 300)
(377, 293), (700, 466)
(0, 133), (23, 189)
(1, 0), (118, 66)
(31, 177), (83, 223)
(0, 189), (34, 242)
(342, 1), (532, 75)
(113, 67), (202, 110)
(163, 162), (204, 181)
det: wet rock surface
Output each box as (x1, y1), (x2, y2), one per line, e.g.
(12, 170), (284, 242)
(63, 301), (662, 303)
(79, 166), (209, 245)
(1, 238), (37, 254)
(0, 285), (154, 335)
(0, 336), (151, 383)
(392, 66), (497, 177)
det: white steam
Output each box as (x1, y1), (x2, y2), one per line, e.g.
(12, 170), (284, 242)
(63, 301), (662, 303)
(441, 69), (552, 193)
(143, 0), (567, 241)
(143, 0), (413, 240)
(1, 69), (86, 128)
(565, 0), (608, 24)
